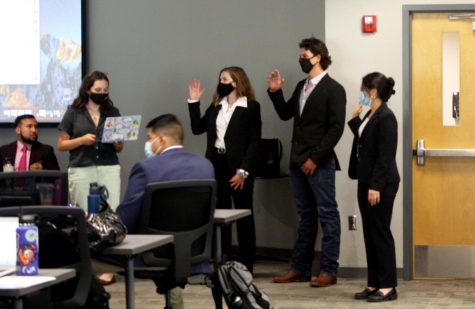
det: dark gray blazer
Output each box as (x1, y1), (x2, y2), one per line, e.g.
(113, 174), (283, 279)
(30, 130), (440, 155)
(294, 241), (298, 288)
(0, 141), (60, 171)
(348, 103), (400, 191)
(268, 74), (346, 170)
(188, 100), (262, 175)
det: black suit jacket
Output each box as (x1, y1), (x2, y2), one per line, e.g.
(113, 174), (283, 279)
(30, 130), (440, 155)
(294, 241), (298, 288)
(347, 103), (400, 191)
(0, 141), (60, 172)
(268, 74), (346, 170)
(188, 100), (262, 174)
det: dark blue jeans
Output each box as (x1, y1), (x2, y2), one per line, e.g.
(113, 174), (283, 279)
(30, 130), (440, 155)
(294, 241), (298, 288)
(289, 160), (341, 277)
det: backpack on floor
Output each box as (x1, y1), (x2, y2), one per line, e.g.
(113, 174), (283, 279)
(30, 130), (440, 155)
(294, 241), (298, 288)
(217, 261), (273, 309)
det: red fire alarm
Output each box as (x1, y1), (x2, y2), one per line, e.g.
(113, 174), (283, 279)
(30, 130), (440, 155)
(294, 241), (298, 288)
(362, 15), (377, 33)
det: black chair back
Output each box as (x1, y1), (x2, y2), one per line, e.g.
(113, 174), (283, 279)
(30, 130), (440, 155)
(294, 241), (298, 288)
(0, 206), (92, 309)
(137, 179), (216, 287)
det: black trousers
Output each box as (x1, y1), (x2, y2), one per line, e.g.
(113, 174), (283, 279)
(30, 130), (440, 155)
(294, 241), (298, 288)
(357, 182), (399, 288)
(212, 151), (256, 273)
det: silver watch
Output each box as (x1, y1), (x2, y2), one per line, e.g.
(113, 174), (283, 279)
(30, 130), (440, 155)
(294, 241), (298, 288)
(236, 169), (249, 179)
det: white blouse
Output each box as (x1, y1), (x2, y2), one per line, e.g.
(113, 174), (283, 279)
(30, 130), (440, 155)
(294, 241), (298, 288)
(358, 117), (369, 137)
(215, 96), (248, 149)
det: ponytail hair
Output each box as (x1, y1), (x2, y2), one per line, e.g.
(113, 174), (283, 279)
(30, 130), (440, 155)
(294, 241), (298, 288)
(361, 72), (396, 103)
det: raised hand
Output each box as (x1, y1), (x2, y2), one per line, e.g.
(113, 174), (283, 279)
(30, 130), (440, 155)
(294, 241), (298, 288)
(353, 103), (364, 118)
(188, 79), (205, 101)
(267, 69), (285, 92)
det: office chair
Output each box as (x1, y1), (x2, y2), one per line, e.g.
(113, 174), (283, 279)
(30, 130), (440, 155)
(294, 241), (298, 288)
(0, 206), (92, 309)
(136, 179), (216, 309)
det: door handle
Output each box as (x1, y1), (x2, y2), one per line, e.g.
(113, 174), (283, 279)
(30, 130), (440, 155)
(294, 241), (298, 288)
(452, 92), (459, 120)
(414, 139), (475, 166)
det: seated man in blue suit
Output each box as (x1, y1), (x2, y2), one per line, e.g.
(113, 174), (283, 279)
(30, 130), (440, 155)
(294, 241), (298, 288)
(116, 113), (214, 308)
(117, 113), (214, 231)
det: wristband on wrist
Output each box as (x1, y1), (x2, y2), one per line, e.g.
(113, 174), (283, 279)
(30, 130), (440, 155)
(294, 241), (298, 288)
(236, 169), (249, 179)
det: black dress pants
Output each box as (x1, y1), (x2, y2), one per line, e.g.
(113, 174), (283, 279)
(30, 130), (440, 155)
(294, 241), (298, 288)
(357, 182), (399, 288)
(212, 151), (256, 273)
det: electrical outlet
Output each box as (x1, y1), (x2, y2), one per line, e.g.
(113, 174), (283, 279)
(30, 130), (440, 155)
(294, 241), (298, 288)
(348, 215), (357, 230)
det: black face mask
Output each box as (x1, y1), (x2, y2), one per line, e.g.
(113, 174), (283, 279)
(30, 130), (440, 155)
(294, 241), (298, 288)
(299, 57), (315, 74)
(89, 93), (109, 106)
(216, 83), (235, 97)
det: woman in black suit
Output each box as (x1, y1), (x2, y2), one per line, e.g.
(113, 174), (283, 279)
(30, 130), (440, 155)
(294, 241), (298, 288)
(187, 66), (262, 273)
(348, 72), (400, 302)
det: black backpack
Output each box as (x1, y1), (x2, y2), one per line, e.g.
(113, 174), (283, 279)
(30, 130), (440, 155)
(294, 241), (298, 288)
(216, 261), (273, 309)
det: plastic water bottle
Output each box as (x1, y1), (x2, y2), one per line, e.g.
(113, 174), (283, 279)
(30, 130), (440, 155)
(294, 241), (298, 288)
(3, 157), (14, 172)
(16, 215), (39, 276)
(88, 182), (102, 214)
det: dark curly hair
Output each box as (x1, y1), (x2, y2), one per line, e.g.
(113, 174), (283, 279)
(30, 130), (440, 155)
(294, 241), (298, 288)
(299, 37), (332, 70)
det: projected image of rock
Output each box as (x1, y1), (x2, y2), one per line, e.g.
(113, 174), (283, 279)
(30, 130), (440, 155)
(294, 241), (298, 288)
(0, 0), (83, 123)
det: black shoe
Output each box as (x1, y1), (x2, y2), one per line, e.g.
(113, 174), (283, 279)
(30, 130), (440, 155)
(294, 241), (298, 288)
(354, 288), (377, 300)
(367, 288), (398, 302)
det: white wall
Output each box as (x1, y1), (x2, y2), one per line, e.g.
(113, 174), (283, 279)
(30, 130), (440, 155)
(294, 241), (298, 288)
(326, 0), (475, 268)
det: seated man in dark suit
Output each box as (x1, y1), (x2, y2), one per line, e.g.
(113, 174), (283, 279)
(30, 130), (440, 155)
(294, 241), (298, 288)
(116, 113), (214, 308)
(0, 114), (60, 171)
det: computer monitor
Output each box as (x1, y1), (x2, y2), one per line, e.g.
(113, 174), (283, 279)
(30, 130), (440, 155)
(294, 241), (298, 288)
(0, 216), (18, 275)
(0, 171), (68, 207)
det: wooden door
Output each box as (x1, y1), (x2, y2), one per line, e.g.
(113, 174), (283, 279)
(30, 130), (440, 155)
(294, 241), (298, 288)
(412, 12), (475, 278)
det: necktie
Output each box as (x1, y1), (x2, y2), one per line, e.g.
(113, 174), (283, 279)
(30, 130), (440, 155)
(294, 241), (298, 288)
(18, 145), (28, 171)
(304, 79), (312, 94)
(300, 80), (312, 115)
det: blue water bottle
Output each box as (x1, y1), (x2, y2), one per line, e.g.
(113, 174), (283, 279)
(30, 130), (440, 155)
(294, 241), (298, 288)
(16, 215), (39, 276)
(88, 182), (102, 214)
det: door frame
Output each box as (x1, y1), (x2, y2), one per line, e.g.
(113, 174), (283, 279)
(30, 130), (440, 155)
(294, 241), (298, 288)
(402, 4), (475, 280)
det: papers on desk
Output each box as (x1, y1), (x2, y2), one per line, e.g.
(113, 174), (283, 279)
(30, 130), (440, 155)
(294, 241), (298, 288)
(0, 276), (55, 288)
(102, 115), (141, 143)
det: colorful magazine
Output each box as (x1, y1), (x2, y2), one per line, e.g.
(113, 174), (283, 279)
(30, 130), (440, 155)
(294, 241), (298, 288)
(101, 115), (141, 143)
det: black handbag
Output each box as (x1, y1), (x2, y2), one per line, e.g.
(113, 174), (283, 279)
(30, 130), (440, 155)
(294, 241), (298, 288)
(255, 138), (283, 178)
(86, 200), (127, 251)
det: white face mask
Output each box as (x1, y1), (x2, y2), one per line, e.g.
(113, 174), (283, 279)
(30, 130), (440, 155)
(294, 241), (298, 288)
(144, 137), (160, 158)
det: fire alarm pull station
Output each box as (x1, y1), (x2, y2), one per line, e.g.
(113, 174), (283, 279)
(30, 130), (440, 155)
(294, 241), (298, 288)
(362, 15), (377, 33)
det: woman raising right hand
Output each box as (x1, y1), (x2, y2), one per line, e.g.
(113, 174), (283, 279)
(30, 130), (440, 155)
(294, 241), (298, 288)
(187, 66), (262, 273)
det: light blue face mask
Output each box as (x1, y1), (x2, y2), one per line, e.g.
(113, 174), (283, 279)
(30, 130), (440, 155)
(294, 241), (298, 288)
(144, 137), (159, 158)
(359, 91), (372, 106)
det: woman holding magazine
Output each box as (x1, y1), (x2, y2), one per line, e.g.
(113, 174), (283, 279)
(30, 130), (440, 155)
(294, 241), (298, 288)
(57, 70), (123, 285)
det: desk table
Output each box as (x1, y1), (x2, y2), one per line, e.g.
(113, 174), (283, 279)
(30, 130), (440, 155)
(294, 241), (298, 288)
(0, 268), (75, 309)
(101, 234), (174, 309)
(213, 209), (252, 266)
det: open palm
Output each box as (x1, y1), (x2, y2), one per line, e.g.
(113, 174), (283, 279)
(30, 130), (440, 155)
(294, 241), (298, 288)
(188, 79), (205, 100)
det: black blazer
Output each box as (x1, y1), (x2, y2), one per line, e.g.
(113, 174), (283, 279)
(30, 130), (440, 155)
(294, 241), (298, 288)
(268, 74), (346, 170)
(188, 99), (262, 174)
(0, 141), (60, 172)
(348, 103), (400, 191)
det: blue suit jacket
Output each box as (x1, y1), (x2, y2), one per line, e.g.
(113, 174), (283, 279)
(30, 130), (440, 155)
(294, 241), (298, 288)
(117, 147), (215, 233)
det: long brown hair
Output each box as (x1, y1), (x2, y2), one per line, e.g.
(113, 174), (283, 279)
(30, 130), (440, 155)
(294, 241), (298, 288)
(71, 70), (116, 113)
(212, 66), (255, 104)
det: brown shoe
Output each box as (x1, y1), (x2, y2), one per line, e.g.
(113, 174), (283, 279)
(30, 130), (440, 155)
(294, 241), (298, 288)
(309, 273), (337, 287)
(272, 271), (310, 283)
